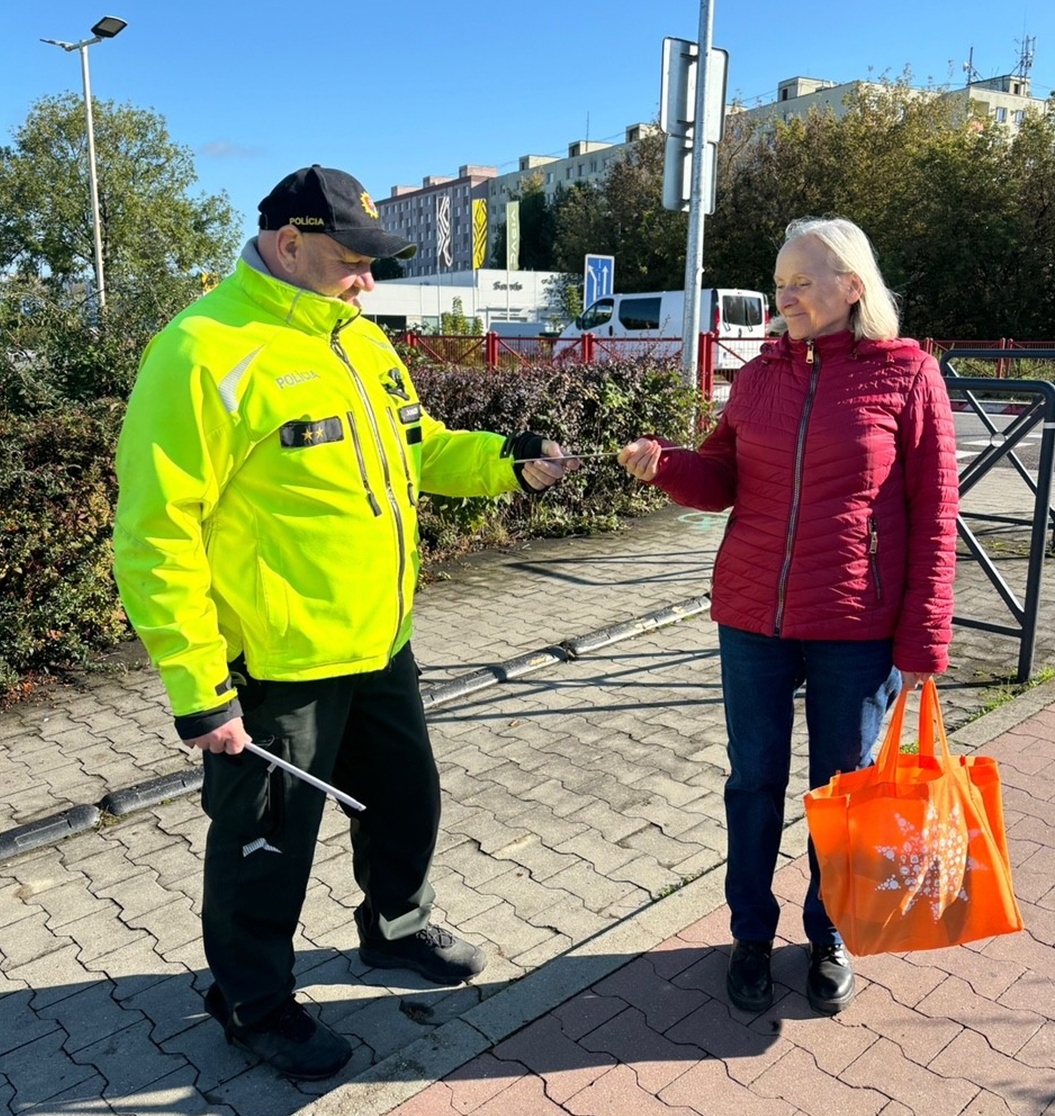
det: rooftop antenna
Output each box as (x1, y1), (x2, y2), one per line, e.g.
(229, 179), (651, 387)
(963, 46), (981, 89)
(1013, 35), (1036, 79)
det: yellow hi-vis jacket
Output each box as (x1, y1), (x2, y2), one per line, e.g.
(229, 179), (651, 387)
(113, 245), (520, 723)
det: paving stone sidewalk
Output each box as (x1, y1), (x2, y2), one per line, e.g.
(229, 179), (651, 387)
(1, 469), (1054, 1116)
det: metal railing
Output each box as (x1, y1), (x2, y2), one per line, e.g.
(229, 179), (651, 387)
(941, 349), (1055, 681)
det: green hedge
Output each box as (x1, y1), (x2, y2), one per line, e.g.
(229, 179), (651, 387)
(0, 351), (701, 698)
(0, 404), (127, 692)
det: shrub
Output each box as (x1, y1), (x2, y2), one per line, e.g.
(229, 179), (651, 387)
(412, 358), (704, 560)
(0, 293), (704, 696)
(0, 403), (126, 691)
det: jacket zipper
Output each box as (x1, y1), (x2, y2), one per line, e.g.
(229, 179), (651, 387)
(774, 339), (820, 635)
(385, 409), (417, 506)
(868, 515), (883, 601)
(331, 322), (409, 652)
(330, 325), (383, 518)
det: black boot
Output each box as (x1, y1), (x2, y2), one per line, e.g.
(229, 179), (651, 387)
(807, 943), (856, 1014)
(204, 984), (351, 1080)
(726, 939), (774, 1012)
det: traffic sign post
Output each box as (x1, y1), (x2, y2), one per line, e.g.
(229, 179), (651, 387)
(661, 36), (727, 213)
(658, 1), (724, 391)
(583, 254), (615, 308)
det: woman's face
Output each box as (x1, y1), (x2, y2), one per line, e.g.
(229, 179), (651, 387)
(774, 235), (861, 340)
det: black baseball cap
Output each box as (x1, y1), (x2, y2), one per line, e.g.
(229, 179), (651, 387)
(257, 165), (417, 260)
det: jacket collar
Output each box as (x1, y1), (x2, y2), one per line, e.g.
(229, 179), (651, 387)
(765, 329), (911, 363)
(235, 238), (362, 336)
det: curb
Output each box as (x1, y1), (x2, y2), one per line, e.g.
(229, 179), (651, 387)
(101, 767), (205, 816)
(0, 804), (100, 861)
(309, 680), (1055, 1115)
(305, 853), (734, 1116)
(0, 596), (712, 861)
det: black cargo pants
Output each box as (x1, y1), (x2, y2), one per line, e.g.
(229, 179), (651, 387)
(200, 642), (440, 1030)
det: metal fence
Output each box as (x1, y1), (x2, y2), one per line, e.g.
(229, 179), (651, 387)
(941, 350), (1055, 681)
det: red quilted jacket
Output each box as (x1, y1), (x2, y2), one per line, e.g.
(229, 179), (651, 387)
(653, 330), (959, 673)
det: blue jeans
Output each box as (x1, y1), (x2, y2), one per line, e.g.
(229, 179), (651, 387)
(717, 625), (901, 946)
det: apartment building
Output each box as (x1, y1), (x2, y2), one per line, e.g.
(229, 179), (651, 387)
(375, 165), (498, 280)
(375, 124), (658, 279)
(732, 72), (1050, 132)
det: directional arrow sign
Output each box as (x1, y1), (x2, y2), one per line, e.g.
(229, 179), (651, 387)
(584, 254), (615, 308)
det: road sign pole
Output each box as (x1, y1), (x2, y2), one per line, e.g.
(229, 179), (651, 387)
(680, 0), (716, 391)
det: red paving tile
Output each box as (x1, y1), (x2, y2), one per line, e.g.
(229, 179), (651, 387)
(492, 1014), (614, 1104)
(659, 1056), (802, 1115)
(667, 997), (792, 1086)
(848, 983), (962, 1067)
(916, 974), (1047, 1056)
(405, 705), (1055, 1116)
(856, 952), (947, 1007)
(551, 991), (628, 1041)
(928, 1027), (1055, 1116)
(473, 1073), (570, 1115)
(565, 1064), (702, 1115)
(752, 1045), (889, 1116)
(577, 1005), (705, 1093)
(443, 1052), (526, 1113)
(841, 1035), (980, 1114)
(590, 956), (710, 1032)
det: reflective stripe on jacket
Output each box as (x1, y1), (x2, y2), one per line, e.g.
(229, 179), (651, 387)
(114, 243), (519, 718)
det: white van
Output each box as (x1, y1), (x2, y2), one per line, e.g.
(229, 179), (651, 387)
(555, 287), (769, 367)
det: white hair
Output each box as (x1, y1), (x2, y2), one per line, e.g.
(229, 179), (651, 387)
(784, 217), (900, 341)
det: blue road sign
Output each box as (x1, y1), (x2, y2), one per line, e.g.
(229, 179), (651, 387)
(583, 254), (615, 308)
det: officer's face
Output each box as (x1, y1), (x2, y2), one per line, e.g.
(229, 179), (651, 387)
(293, 232), (376, 304)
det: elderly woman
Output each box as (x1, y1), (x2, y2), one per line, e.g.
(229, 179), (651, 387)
(619, 217), (958, 1015)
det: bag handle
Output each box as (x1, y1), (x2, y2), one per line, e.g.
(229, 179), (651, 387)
(875, 685), (910, 782)
(875, 677), (953, 783)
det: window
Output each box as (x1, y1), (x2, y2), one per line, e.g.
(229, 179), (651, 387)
(1014, 109), (1025, 124)
(722, 295), (764, 329)
(618, 297), (662, 331)
(996, 107), (1007, 122)
(580, 298), (614, 330)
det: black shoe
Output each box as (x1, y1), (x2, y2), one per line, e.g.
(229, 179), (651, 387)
(807, 943), (856, 1015)
(726, 939), (774, 1012)
(358, 924), (487, 985)
(204, 984), (351, 1080)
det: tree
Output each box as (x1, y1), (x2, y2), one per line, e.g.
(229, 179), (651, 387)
(440, 296), (482, 336)
(552, 128), (689, 293)
(0, 94), (240, 288)
(704, 77), (1055, 339)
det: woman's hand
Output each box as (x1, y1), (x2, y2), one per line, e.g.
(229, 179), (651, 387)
(617, 439), (663, 483)
(900, 671), (934, 691)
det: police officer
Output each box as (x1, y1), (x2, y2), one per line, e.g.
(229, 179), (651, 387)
(113, 165), (576, 1080)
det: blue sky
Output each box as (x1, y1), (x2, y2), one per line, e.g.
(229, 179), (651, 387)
(2, 0), (1051, 245)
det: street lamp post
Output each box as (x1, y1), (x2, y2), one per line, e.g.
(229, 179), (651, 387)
(40, 16), (127, 312)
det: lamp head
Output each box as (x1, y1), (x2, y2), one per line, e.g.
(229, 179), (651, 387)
(91, 15), (127, 38)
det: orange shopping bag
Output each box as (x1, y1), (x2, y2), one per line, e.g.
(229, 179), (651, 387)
(804, 679), (1023, 955)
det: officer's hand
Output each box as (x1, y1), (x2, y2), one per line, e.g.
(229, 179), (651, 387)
(521, 439), (581, 491)
(184, 716), (251, 755)
(618, 438), (663, 483)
